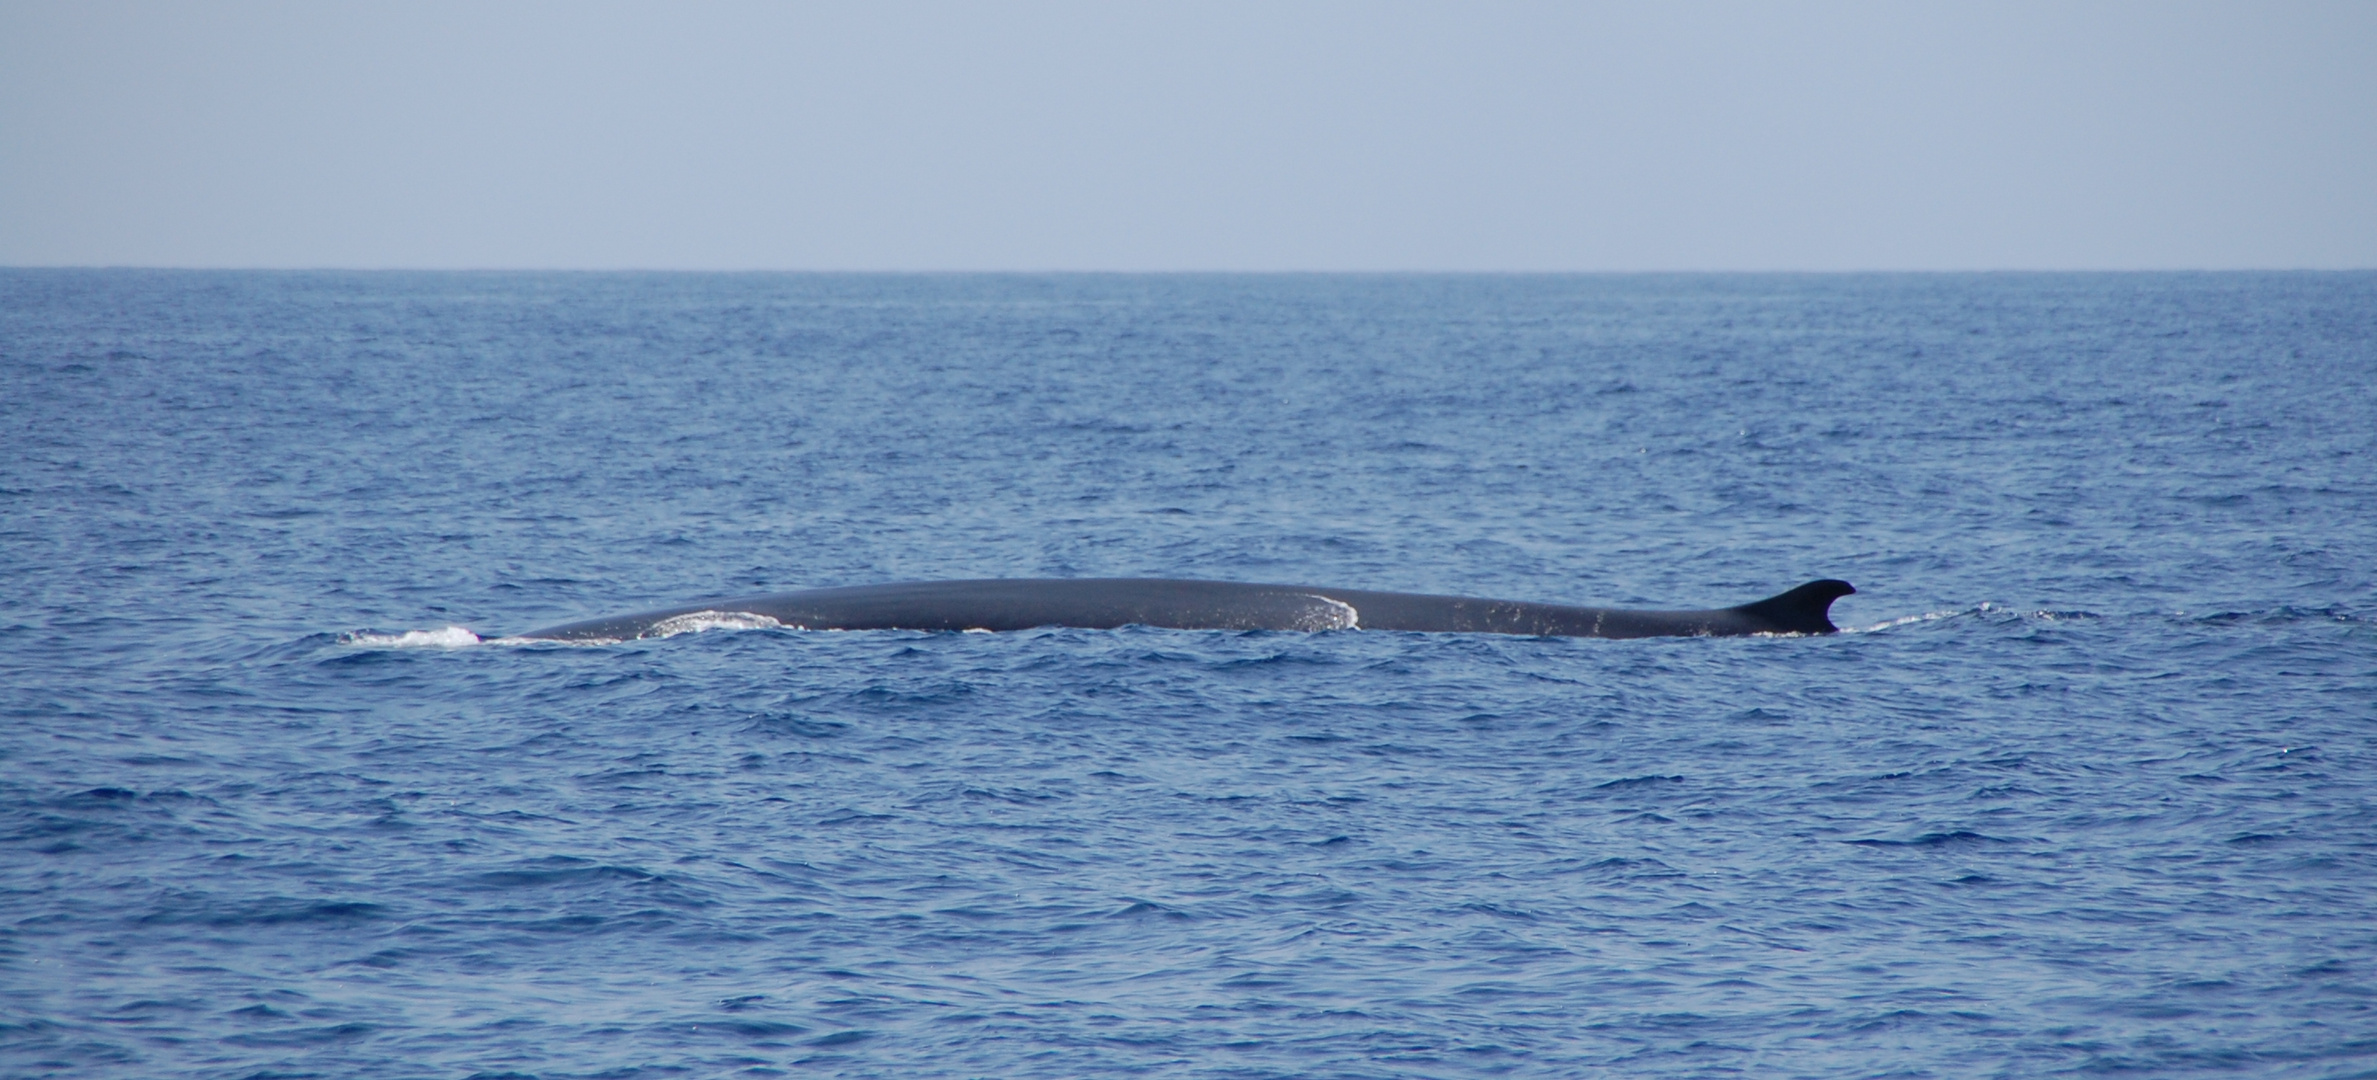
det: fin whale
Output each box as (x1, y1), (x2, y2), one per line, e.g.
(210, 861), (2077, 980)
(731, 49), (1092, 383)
(519, 578), (1855, 643)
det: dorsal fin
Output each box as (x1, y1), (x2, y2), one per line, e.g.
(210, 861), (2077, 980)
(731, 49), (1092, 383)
(1729, 579), (1855, 634)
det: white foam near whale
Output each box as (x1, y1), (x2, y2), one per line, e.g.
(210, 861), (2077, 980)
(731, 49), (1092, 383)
(1845, 610), (1967, 633)
(342, 612), (787, 649)
(341, 626), (484, 648)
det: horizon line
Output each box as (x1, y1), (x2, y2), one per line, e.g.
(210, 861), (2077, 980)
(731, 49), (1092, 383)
(6, 264), (2373, 275)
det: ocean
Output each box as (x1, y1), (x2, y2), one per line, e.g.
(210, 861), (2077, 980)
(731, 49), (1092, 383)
(3, 270), (2372, 1077)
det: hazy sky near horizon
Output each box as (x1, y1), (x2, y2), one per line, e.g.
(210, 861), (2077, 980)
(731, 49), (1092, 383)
(3, 1), (2373, 271)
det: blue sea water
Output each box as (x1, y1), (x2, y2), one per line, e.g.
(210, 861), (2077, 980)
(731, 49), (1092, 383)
(2, 270), (2373, 1078)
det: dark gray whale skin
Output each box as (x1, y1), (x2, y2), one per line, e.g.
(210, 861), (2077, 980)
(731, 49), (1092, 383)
(518, 578), (1856, 642)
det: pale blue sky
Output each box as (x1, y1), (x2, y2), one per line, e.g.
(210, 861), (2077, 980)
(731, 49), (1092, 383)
(3, 1), (2371, 270)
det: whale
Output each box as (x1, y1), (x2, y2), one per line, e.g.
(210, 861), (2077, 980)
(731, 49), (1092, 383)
(518, 577), (1855, 642)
